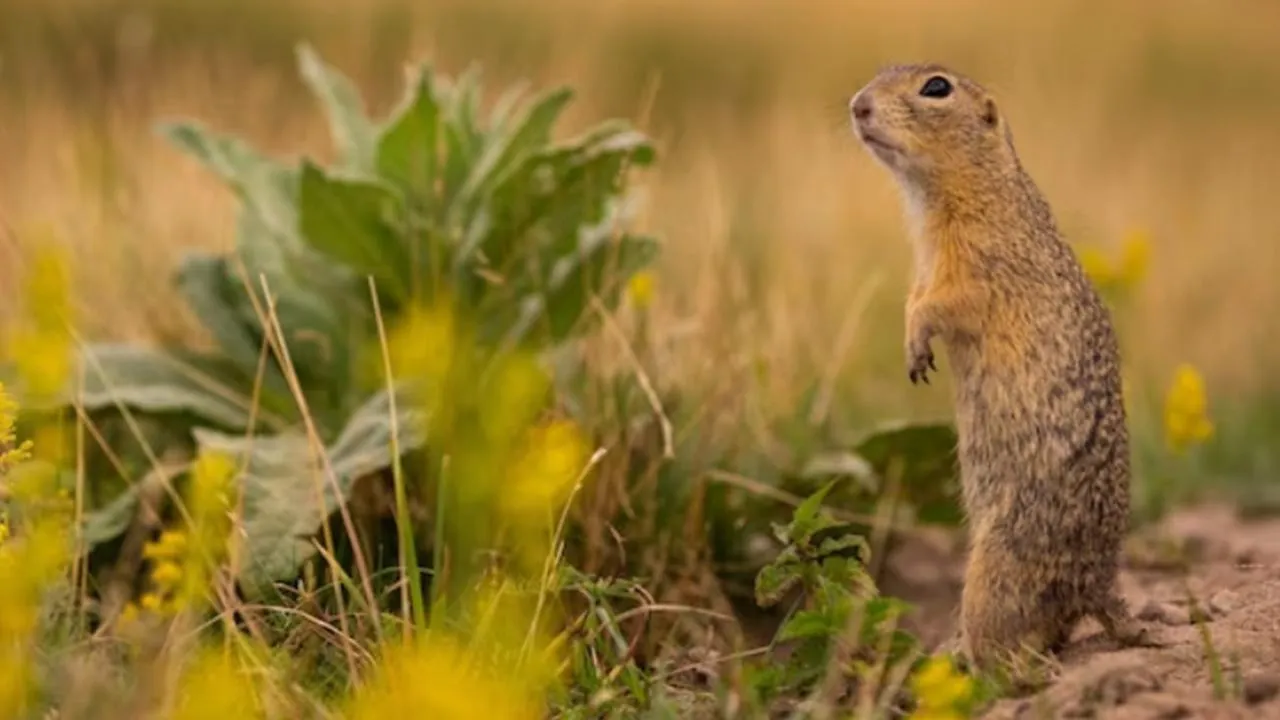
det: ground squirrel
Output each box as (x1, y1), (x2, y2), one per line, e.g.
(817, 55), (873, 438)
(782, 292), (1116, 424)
(847, 64), (1155, 672)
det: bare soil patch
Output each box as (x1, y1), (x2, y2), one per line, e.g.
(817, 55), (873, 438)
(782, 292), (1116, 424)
(883, 504), (1280, 719)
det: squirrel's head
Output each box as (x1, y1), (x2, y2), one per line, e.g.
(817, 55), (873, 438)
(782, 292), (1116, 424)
(849, 64), (1016, 191)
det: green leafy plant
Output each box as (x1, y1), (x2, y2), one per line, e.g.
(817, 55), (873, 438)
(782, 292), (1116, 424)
(51, 43), (659, 599)
(747, 480), (919, 703)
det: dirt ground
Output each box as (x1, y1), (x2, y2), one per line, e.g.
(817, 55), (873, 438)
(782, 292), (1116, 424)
(882, 503), (1280, 719)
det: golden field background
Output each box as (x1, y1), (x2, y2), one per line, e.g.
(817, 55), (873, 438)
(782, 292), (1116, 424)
(3, 0), (1280, 434)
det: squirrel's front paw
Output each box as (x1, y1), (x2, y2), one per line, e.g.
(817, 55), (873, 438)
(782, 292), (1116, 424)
(907, 338), (937, 385)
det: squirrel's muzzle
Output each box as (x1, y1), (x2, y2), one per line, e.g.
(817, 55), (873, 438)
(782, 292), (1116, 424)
(849, 92), (873, 122)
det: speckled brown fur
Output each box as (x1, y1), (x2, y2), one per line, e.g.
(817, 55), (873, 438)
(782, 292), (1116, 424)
(848, 63), (1156, 671)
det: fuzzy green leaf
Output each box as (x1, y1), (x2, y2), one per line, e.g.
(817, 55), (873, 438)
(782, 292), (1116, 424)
(376, 67), (441, 200)
(786, 479), (841, 546)
(776, 609), (844, 643)
(853, 420), (962, 526)
(754, 548), (804, 608)
(297, 43), (378, 172)
(196, 385), (427, 600)
(297, 161), (409, 299)
(19, 344), (258, 432)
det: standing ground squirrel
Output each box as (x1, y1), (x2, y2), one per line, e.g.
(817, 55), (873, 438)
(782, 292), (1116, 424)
(847, 64), (1157, 672)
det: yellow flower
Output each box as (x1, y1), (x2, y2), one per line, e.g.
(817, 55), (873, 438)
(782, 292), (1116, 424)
(1163, 363), (1214, 453)
(1076, 228), (1151, 293)
(169, 645), (266, 720)
(383, 301), (458, 389)
(0, 651), (33, 718)
(502, 420), (590, 524)
(1077, 246), (1113, 288)
(909, 655), (975, 719)
(5, 248), (75, 403)
(626, 271), (655, 310)
(1117, 229), (1151, 286)
(0, 383), (33, 473)
(136, 450), (240, 615)
(144, 529), (189, 560)
(345, 636), (540, 720)
(150, 560), (183, 591)
(118, 602), (140, 627)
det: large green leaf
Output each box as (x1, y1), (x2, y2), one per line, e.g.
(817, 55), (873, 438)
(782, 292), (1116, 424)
(6, 344), (259, 432)
(174, 253), (295, 409)
(232, 206), (366, 434)
(376, 66), (441, 200)
(453, 86), (574, 220)
(439, 65), (486, 217)
(469, 121), (655, 279)
(194, 385), (427, 599)
(296, 43), (378, 173)
(82, 472), (157, 549)
(298, 162), (410, 299)
(852, 420), (962, 526)
(502, 222), (660, 348)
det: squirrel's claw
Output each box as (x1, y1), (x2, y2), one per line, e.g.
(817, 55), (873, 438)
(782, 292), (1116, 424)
(907, 346), (935, 385)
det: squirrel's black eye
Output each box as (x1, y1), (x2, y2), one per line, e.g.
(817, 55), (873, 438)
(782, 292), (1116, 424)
(919, 75), (953, 99)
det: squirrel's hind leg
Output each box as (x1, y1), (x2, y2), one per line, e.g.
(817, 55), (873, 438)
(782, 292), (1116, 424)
(1094, 592), (1167, 649)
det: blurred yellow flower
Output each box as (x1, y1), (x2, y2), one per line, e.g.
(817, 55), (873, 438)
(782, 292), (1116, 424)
(502, 419), (590, 524)
(1077, 228), (1151, 293)
(0, 351), (73, 720)
(626, 270), (655, 310)
(151, 560), (183, 590)
(345, 636), (540, 720)
(130, 450), (238, 619)
(908, 655), (975, 720)
(1077, 246), (1113, 288)
(0, 383), (33, 473)
(383, 301), (458, 389)
(1117, 229), (1151, 286)
(1164, 363), (1214, 453)
(170, 645), (266, 720)
(482, 351), (552, 450)
(144, 529), (189, 561)
(6, 248), (75, 403)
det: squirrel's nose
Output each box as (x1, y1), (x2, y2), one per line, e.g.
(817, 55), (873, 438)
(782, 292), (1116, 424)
(850, 93), (872, 122)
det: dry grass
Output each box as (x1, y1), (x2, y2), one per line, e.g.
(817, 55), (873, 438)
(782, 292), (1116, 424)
(3, 0), (1280, 422)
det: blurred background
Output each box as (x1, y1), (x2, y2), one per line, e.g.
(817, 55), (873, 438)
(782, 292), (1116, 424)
(3, 0), (1280, 512)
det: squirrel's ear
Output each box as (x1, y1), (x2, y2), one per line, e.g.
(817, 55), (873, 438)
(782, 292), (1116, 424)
(981, 97), (1000, 129)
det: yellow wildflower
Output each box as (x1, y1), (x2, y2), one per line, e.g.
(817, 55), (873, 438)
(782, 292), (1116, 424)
(175, 450), (237, 610)
(0, 652), (33, 719)
(1117, 229), (1151, 286)
(0, 383), (33, 473)
(6, 248), (75, 403)
(481, 351), (552, 450)
(1164, 363), (1214, 453)
(118, 602), (140, 627)
(626, 270), (655, 310)
(502, 419), (590, 524)
(1077, 246), (1113, 288)
(382, 301), (458, 389)
(144, 529), (189, 561)
(170, 644), (266, 720)
(345, 636), (540, 720)
(1076, 228), (1151, 293)
(908, 654), (976, 720)
(150, 560), (183, 590)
